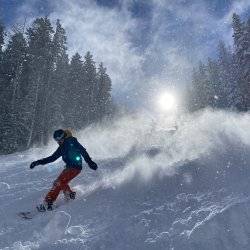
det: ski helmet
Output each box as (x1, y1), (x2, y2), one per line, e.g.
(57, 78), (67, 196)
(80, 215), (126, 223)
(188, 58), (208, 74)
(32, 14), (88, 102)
(53, 129), (65, 141)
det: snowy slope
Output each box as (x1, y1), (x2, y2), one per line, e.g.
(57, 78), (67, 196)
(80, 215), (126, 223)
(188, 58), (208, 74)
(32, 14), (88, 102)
(1, 110), (250, 250)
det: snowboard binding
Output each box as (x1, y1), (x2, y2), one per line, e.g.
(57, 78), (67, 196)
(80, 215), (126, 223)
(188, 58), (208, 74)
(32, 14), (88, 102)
(36, 201), (53, 212)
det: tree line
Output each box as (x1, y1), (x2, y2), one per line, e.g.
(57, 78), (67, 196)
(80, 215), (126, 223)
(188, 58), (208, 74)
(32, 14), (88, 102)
(187, 13), (250, 112)
(0, 17), (114, 154)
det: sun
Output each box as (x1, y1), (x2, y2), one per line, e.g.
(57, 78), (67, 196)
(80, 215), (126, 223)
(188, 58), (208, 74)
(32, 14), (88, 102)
(157, 92), (176, 111)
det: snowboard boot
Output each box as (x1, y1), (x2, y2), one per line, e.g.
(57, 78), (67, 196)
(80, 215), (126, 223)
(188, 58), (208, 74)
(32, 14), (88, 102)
(36, 204), (46, 212)
(69, 191), (76, 200)
(64, 191), (76, 201)
(36, 201), (54, 212)
(47, 201), (54, 211)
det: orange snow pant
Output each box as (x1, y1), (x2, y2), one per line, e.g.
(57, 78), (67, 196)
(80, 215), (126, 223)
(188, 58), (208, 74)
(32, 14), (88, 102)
(45, 168), (81, 203)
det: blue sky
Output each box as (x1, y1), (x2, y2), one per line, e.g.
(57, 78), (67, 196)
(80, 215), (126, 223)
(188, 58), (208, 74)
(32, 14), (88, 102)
(0, 0), (249, 107)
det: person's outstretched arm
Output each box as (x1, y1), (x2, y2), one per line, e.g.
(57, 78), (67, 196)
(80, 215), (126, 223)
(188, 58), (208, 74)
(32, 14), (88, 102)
(74, 138), (98, 170)
(30, 147), (62, 169)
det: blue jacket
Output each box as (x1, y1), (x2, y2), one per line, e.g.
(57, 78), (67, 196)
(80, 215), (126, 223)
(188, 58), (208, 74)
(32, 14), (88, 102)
(38, 137), (92, 170)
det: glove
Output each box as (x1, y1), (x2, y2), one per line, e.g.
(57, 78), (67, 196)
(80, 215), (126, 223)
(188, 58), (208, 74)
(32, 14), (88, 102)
(88, 161), (98, 170)
(30, 160), (40, 169)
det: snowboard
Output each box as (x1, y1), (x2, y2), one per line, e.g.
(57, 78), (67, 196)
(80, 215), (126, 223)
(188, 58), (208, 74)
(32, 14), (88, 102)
(17, 206), (59, 219)
(17, 198), (72, 219)
(18, 211), (38, 220)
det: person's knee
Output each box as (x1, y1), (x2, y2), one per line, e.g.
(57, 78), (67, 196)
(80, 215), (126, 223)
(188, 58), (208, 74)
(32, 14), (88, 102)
(53, 180), (61, 188)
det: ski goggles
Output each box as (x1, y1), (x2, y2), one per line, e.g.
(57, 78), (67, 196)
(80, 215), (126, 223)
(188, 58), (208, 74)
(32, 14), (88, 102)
(54, 134), (65, 142)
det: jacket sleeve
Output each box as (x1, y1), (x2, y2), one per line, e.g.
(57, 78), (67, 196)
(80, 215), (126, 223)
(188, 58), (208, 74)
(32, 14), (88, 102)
(38, 147), (62, 165)
(74, 138), (93, 164)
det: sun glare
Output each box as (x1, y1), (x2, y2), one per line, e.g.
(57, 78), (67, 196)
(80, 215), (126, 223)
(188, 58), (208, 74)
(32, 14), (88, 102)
(157, 92), (176, 111)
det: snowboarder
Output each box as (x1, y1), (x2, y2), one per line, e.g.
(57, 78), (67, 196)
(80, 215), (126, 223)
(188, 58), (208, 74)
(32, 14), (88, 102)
(30, 129), (98, 211)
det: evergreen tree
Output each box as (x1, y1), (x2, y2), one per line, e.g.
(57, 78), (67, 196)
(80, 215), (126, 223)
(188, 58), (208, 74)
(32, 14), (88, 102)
(232, 13), (244, 46)
(83, 51), (97, 124)
(0, 21), (5, 115)
(48, 19), (69, 132)
(0, 21), (4, 53)
(0, 31), (28, 153)
(232, 13), (247, 110)
(242, 18), (250, 108)
(66, 53), (85, 129)
(52, 20), (67, 69)
(26, 17), (54, 147)
(4, 32), (27, 107)
(96, 62), (113, 117)
(217, 41), (241, 109)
